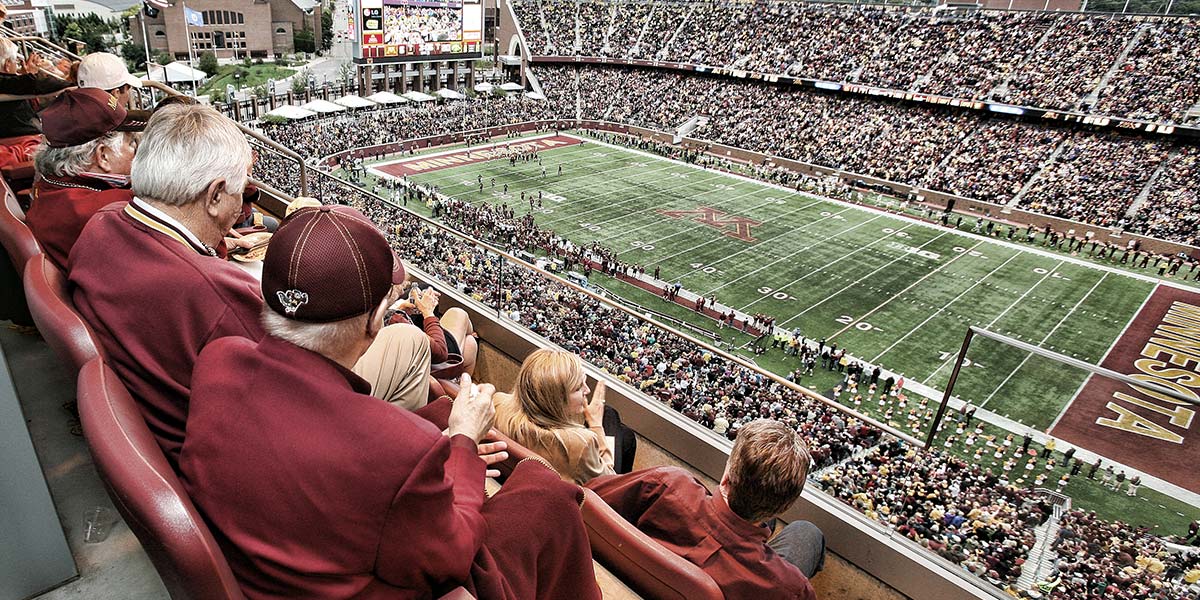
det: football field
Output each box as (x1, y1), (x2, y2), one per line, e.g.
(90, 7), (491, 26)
(346, 131), (1200, 527)
(378, 133), (1160, 429)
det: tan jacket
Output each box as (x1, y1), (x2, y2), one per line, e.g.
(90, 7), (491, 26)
(493, 392), (614, 484)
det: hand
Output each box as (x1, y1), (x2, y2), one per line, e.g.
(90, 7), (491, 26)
(477, 438), (508, 478)
(446, 374), (495, 444)
(585, 380), (606, 429)
(224, 236), (255, 251)
(412, 286), (440, 317)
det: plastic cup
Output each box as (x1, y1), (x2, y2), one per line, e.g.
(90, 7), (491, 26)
(83, 506), (115, 543)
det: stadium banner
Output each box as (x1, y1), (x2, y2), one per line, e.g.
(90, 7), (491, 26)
(1050, 284), (1200, 493)
(531, 57), (1198, 139)
(353, 0), (483, 64)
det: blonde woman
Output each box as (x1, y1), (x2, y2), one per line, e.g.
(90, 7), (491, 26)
(493, 349), (615, 484)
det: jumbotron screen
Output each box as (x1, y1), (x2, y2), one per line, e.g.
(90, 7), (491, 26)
(353, 0), (484, 63)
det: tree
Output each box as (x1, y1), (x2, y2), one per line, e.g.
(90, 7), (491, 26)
(121, 42), (147, 73)
(293, 23), (316, 54)
(291, 69), (310, 95)
(321, 9), (333, 51)
(198, 51), (219, 76)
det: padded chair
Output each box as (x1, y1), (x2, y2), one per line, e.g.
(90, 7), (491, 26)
(77, 358), (246, 600)
(484, 429), (723, 600)
(23, 254), (100, 375)
(581, 487), (724, 600)
(77, 359), (477, 600)
(0, 176), (38, 276)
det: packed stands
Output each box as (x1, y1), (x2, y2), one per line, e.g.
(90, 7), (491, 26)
(509, 1), (1200, 124)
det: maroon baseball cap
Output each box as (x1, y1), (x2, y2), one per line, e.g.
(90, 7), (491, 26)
(262, 205), (406, 323)
(40, 88), (150, 148)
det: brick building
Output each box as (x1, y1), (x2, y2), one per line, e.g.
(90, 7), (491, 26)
(132, 0), (321, 60)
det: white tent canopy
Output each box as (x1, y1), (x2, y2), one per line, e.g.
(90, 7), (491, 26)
(332, 94), (377, 108)
(434, 88), (466, 100)
(473, 82), (494, 93)
(498, 82), (524, 92)
(263, 105), (317, 120)
(300, 99), (347, 113)
(148, 62), (207, 84)
(365, 91), (408, 104)
(401, 91), (437, 103)
(524, 91), (546, 101)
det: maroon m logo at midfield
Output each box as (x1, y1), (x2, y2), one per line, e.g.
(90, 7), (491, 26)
(659, 207), (761, 242)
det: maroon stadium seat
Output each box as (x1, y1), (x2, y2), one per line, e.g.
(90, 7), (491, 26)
(0, 176), (38, 276)
(76, 358), (246, 600)
(23, 254), (101, 375)
(581, 487), (724, 600)
(76, 360), (481, 600)
(479, 427), (722, 600)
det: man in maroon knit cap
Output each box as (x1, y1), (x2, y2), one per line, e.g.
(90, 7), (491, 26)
(588, 419), (823, 600)
(180, 205), (600, 599)
(27, 88), (149, 268)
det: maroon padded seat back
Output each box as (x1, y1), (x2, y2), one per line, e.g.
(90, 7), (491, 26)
(0, 177), (39, 276)
(23, 254), (101, 375)
(485, 429), (722, 600)
(581, 488), (724, 600)
(76, 358), (246, 600)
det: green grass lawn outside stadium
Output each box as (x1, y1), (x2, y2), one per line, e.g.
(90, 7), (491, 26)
(337, 133), (1198, 532)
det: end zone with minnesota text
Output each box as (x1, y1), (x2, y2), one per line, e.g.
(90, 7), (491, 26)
(1050, 284), (1200, 493)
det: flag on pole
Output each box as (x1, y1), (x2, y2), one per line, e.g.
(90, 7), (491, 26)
(145, 0), (169, 8)
(184, 6), (204, 26)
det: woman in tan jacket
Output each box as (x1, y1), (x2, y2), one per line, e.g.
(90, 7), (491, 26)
(493, 349), (614, 484)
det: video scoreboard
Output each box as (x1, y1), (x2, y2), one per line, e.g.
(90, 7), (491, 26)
(353, 0), (484, 63)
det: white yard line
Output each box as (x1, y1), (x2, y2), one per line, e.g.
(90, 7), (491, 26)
(580, 135), (1197, 295)
(540, 167), (732, 228)
(706, 212), (890, 296)
(602, 193), (785, 246)
(823, 240), (987, 340)
(1046, 280), (1157, 431)
(740, 221), (923, 313)
(869, 252), (1021, 364)
(981, 272), (1110, 409)
(919, 259), (1066, 384)
(657, 204), (854, 274)
(775, 228), (948, 322)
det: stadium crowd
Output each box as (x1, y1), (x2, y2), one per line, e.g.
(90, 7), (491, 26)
(1047, 509), (1200, 599)
(5, 23), (1198, 599)
(537, 64), (1199, 245)
(247, 154), (1199, 598)
(510, 1), (1200, 124)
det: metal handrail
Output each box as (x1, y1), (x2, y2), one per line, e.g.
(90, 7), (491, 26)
(0, 35), (83, 62)
(138, 80), (310, 197)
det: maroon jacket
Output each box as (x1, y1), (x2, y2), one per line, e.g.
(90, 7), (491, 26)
(68, 201), (264, 470)
(587, 466), (817, 600)
(27, 174), (133, 269)
(181, 335), (601, 600)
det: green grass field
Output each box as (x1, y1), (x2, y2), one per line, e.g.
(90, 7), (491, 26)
(340, 132), (1199, 531)
(388, 135), (1157, 425)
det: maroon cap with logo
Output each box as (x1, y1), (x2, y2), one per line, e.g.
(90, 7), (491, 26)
(39, 88), (150, 148)
(262, 205), (405, 323)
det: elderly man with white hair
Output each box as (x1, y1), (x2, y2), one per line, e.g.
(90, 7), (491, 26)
(27, 88), (148, 268)
(69, 103), (433, 471)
